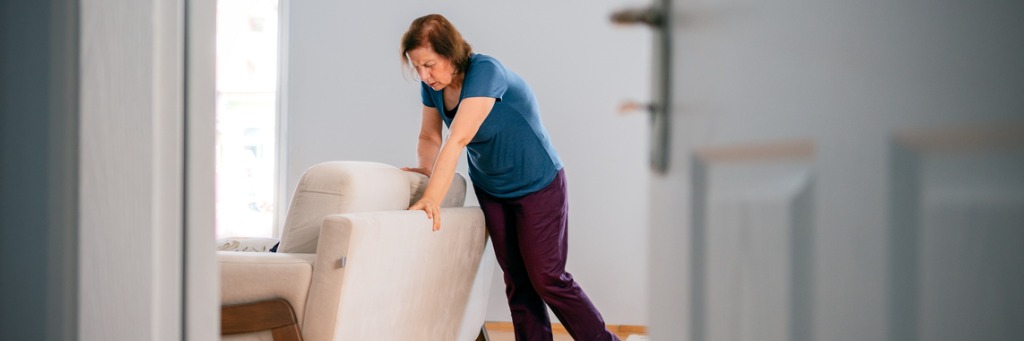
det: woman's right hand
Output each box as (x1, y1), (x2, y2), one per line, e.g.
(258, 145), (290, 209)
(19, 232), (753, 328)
(408, 197), (441, 231)
(401, 167), (431, 177)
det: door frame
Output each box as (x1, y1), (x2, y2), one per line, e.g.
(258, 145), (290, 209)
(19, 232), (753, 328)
(78, 0), (217, 339)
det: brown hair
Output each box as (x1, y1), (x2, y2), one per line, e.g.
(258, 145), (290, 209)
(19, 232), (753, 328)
(400, 14), (473, 84)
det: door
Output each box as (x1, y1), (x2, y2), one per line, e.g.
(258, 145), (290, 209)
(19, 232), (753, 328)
(631, 0), (1024, 340)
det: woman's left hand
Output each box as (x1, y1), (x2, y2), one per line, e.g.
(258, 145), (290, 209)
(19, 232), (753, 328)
(401, 167), (431, 177)
(409, 198), (441, 231)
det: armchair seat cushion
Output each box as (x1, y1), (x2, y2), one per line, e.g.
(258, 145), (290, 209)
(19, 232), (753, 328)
(219, 252), (316, 326)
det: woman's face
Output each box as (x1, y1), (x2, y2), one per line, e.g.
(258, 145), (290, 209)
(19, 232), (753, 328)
(407, 45), (456, 91)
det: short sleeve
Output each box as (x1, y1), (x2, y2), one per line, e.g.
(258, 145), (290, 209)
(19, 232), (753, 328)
(420, 82), (435, 107)
(462, 58), (508, 100)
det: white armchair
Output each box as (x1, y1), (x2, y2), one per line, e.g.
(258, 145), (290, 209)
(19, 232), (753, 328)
(219, 161), (496, 341)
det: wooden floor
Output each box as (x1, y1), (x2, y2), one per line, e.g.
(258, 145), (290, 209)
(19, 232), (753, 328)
(484, 322), (645, 341)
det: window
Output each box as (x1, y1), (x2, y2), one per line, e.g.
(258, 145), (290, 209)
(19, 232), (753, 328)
(215, 0), (280, 239)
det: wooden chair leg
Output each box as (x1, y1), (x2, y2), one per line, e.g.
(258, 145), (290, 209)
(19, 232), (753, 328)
(271, 324), (303, 341)
(222, 298), (303, 341)
(476, 324), (490, 341)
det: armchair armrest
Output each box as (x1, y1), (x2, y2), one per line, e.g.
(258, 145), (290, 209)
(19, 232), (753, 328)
(301, 207), (487, 341)
(218, 252), (316, 325)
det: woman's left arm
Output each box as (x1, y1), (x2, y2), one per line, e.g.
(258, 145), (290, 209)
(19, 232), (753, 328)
(409, 96), (495, 231)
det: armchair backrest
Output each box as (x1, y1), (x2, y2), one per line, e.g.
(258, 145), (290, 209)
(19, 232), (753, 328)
(277, 161), (467, 254)
(405, 171), (467, 208)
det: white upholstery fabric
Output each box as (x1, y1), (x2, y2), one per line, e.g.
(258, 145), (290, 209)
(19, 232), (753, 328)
(219, 252), (315, 341)
(278, 162), (411, 254)
(405, 171), (467, 208)
(457, 242), (497, 341)
(220, 161), (492, 341)
(310, 208), (487, 341)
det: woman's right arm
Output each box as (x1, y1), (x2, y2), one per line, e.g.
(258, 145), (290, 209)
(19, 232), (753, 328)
(405, 105), (443, 177)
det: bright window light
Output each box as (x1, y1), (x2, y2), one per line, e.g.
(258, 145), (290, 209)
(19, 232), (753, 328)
(215, 0), (279, 239)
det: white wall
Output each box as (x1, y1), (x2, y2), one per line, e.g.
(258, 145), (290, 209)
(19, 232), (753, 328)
(285, 1), (652, 325)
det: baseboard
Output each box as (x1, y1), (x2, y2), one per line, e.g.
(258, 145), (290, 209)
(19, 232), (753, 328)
(484, 321), (647, 335)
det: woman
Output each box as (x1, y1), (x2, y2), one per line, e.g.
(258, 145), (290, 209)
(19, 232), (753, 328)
(400, 14), (620, 341)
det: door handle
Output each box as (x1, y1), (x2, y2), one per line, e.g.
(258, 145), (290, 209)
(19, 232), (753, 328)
(611, 1), (672, 174)
(610, 5), (664, 27)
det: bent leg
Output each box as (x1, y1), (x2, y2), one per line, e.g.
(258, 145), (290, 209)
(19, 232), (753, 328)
(475, 187), (553, 341)
(512, 170), (619, 341)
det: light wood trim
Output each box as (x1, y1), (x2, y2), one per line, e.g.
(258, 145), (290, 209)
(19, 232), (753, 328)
(484, 321), (647, 335)
(485, 322), (515, 332)
(618, 324), (649, 334)
(694, 140), (815, 163)
(896, 123), (1024, 153)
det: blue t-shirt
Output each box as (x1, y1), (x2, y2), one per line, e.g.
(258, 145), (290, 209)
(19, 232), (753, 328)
(420, 54), (563, 198)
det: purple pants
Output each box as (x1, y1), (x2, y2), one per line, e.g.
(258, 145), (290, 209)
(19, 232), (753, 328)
(475, 169), (619, 341)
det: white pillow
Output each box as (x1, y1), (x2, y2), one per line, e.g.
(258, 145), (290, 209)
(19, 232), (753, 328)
(216, 237), (280, 252)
